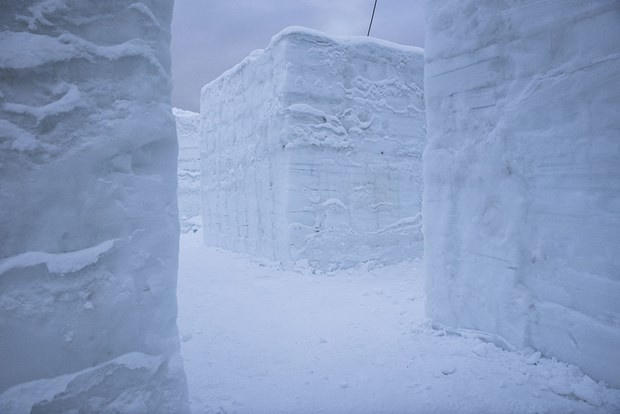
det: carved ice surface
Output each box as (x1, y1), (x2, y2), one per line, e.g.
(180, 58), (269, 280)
(173, 107), (201, 233)
(201, 27), (425, 270)
(0, 1), (189, 411)
(423, 0), (620, 387)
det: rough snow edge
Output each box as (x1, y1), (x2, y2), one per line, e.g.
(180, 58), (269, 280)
(430, 322), (519, 352)
(0, 239), (117, 276)
(0, 31), (166, 75)
(172, 107), (200, 118)
(0, 352), (164, 414)
(201, 25), (424, 95)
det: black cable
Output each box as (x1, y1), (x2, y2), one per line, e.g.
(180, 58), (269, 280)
(367, 0), (378, 36)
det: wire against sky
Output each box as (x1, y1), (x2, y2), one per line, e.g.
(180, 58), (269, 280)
(367, 0), (378, 36)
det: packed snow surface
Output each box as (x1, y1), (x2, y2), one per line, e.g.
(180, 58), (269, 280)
(201, 26), (425, 270)
(174, 107), (202, 232)
(178, 230), (620, 413)
(423, 0), (620, 387)
(0, 1), (188, 410)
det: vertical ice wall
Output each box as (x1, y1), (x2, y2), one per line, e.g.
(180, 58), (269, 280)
(0, 1), (189, 411)
(201, 37), (289, 261)
(423, 0), (620, 386)
(173, 108), (201, 232)
(201, 27), (425, 270)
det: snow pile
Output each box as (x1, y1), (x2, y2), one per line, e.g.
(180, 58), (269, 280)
(173, 108), (201, 233)
(423, 0), (620, 387)
(0, 1), (188, 411)
(201, 26), (425, 270)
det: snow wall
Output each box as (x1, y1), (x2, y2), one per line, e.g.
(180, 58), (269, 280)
(201, 27), (425, 270)
(423, 0), (620, 387)
(0, 1), (189, 411)
(173, 108), (202, 233)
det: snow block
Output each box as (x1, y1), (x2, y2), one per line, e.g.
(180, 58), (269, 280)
(423, 0), (620, 386)
(201, 27), (425, 270)
(0, 1), (189, 411)
(174, 108), (201, 233)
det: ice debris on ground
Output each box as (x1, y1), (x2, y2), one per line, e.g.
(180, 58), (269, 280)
(0, 1), (189, 411)
(423, 0), (620, 387)
(200, 26), (425, 271)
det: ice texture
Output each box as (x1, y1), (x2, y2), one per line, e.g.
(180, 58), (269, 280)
(423, 0), (620, 387)
(0, 1), (189, 411)
(201, 27), (425, 270)
(173, 108), (201, 232)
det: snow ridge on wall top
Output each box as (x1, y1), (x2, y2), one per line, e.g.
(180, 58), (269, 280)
(202, 26), (424, 95)
(172, 107), (200, 119)
(271, 26), (424, 54)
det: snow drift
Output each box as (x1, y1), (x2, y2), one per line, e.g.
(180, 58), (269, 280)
(423, 0), (620, 387)
(174, 108), (201, 233)
(0, 1), (189, 411)
(201, 27), (425, 270)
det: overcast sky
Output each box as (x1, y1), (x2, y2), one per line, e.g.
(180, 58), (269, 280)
(171, 0), (425, 111)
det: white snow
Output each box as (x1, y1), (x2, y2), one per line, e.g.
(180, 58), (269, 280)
(0, 0), (618, 410)
(0, 239), (117, 275)
(178, 230), (620, 413)
(0, 1), (188, 411)
(423, 0), (620, 387)
(173, 107), (202, 232)
(201, 26), (425, 270)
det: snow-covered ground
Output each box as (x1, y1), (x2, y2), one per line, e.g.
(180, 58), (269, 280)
(178, 229), (620, 414)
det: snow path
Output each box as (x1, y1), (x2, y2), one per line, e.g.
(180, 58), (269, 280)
(178, 231), (620, 413)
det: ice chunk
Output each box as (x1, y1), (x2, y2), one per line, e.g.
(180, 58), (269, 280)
(0, 352), (187, 414)
(0, 0), (188, 410)
(201, 26), (425, 270)
(423, 0), (620, 387)
(173, 108), (202, 232)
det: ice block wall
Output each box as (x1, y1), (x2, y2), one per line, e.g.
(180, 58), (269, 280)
(423, 0), (620, 386)
(174, 108), (202, 232)
(201, 37), (290, 261)
(0, 1), (189, 411)
(201, 27), (425, 270)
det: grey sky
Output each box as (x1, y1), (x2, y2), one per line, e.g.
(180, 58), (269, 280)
(171, 0), (426, 111)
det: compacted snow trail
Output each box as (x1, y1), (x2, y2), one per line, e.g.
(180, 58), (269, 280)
(177, 231), (620, 414)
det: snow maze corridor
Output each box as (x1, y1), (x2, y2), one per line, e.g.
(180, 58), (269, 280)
(1, 1), (619, 412)
(176, 230), (620, 413)
(172, 17), (620, 413)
